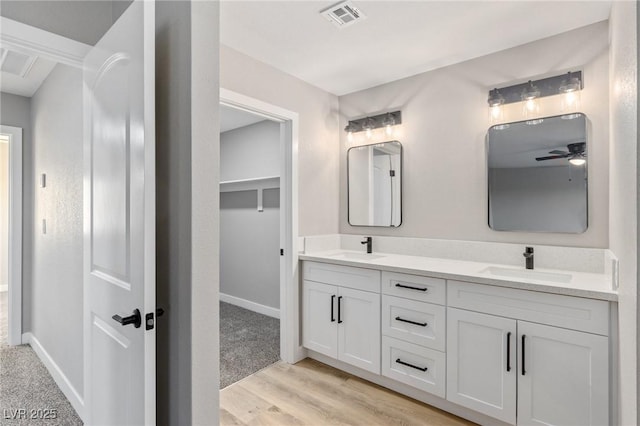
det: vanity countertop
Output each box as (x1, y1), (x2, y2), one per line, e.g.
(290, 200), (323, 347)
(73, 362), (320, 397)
(299, 250), (617, 301)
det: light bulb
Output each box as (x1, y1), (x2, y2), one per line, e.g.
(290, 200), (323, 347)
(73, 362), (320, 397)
(561, 90), (581, 112)
(569, 158), (586, 166)
(385, 124), (393, 136)
(347, 131), (354, 143)
(489, 105), (503, 124)
(365, 128), (372, 139)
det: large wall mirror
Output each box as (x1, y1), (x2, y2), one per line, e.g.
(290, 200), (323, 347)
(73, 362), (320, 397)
(488, 113), (588, 233)
(348, 141), (402, 227)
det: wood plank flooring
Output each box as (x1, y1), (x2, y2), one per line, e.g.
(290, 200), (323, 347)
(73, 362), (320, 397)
(220, 358), (476, 426)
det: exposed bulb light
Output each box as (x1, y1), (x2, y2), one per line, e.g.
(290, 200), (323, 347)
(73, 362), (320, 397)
(382, 113), (396, 136)
(560, 72), (582, 112)
(344, 121), (359, 144)
(362, 117), (375, 140)
(522, 80), (540, 118)
(488, 88), (505, 124)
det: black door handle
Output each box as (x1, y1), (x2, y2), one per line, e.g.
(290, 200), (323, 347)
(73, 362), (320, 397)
(113, 309), (141, 328)
(337, 296), (343, 324)
(521, 334), (526, 376)
(330, 295), (336, 322)
(506, 332), (511, 372)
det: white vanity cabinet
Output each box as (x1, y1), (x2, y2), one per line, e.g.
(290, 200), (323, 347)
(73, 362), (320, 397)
(302, 262), (381, 374)
(447, 281), (610, 426)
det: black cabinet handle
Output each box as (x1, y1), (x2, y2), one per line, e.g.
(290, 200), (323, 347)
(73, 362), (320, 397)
(395, 358), (428, 372)
(395, 283), (427, 292)
(112, 309), (141, 328)
(395, 316), (427, 327)
(330, 295), (336, 322)
(521, 334), (526, 376)
(337, 296), (343, 323)
(506, 332), (511, 372)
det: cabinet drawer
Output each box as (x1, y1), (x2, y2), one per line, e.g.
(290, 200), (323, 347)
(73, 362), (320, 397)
(303, 261), (381, 293)
(448, 280), (609, 336)
(382, 271), (445, 304)
(382, 336), (445, 398)
(382, 295), (445, 351)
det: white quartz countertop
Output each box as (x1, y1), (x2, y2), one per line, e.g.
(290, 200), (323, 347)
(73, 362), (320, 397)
(299, 249), (617, 301)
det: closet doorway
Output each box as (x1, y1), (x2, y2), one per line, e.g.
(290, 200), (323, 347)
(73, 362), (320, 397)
(0, 125), (23, 347)
(219, 89), (299, 389)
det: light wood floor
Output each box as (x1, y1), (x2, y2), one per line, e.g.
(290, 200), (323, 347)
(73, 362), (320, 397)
(220, 358), (476, 426)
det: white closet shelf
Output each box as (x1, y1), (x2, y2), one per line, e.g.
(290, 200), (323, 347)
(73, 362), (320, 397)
(220, 176), (280, 212)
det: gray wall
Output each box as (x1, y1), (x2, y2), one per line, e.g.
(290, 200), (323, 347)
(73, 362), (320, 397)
(0, 0), (132, 45)
(220, 120), (279, 181)
(489, 166), (587, 233)
(220, 121), (280, 310)
(609, 2), (638, 424)
(0, 93), (32, 325)
(29, 64), (84, 394)
(220, 45), (340, 237)
(339, 21), (610, 248)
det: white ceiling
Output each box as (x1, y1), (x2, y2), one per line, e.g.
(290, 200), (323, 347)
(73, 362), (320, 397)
(220, 104), (267, 133)
(220, 1), (612, 96)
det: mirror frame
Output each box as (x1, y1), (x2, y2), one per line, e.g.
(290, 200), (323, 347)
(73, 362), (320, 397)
(486, 113), (589, 233)
(347, 141), (403, 228)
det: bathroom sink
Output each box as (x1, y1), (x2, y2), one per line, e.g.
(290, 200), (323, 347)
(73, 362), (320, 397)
(327, 252), (386, 261)
(480, 266), (572, 283)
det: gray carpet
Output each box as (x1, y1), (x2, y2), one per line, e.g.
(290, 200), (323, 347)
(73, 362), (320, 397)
(220, 302), (280, 389)
(0, 291), (82, 425)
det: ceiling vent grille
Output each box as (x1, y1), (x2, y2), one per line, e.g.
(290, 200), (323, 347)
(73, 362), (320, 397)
(0, 48), (37, 78)
(321, 1), (366, 29)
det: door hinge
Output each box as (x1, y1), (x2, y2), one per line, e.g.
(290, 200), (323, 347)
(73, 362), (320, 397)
(280, 248), (284, 256)
(389, 170), (396, 177)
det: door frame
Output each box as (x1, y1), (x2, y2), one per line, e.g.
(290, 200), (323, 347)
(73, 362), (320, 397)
(219, 88), (303, 363)
(0, 125), (23, 346)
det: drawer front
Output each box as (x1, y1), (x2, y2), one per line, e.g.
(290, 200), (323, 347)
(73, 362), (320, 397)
(303, 261), (381, 293)
(382, 271), (445, 304)
(382, 336), (446, 398)
(448, 280), (609, 336)
(382, 295), (445, 351)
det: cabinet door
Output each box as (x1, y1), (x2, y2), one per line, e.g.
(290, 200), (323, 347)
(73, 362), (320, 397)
(337, 287), (381, 374)
(447, 308), (517, 424)
(517, 321), (608, 426)
(302, 280), (338, 358)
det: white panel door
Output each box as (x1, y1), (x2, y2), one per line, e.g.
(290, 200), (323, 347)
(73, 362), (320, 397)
(517, 321), (609, 426)
(83, 1), (155, 424)
(447, 308), (517, 424)
(302, 280), (338, 358)
(337, 287), (380, 374)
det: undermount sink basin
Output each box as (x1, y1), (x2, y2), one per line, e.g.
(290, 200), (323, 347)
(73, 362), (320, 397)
(327, 252), (386, 261)
(480, 266), (572, 284)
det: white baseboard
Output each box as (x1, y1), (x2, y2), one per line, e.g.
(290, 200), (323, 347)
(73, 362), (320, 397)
(21, 332), (84, 421)
(220, 293), (280, 319)
(0, 285), (7, 292)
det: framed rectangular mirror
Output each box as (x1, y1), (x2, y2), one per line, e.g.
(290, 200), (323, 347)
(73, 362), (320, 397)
(488, 113), (588, 233)
(348, 141), (402, 227)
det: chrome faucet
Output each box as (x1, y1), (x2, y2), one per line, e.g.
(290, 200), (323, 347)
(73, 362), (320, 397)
(523, 246), (534, 270)
(361, 237), (372, 254)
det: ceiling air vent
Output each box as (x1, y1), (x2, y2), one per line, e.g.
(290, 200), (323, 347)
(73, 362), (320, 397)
(321, 1), (366, 29)
(0, 48), (37, 78)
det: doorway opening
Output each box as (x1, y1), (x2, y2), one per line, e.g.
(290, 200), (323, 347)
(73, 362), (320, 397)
(0, 125), (23, 347)
(218, 89), (300, 390)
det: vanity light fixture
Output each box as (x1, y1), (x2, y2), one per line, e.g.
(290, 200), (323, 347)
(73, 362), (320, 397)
(344, 111), (402, 142)
(487, 71), (583, 120)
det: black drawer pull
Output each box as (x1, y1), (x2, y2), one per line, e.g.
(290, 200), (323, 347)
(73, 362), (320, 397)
(506, 332), (511, 372)
(395, 283), (427, 292)
(395, 316), (427, 327)
(395, 358), (428, 372)
(337, 296), (343, 324)
(521, 334), (526, 376)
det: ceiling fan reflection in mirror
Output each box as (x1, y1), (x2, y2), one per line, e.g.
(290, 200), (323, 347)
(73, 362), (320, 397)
(536, 142), (586, 166)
